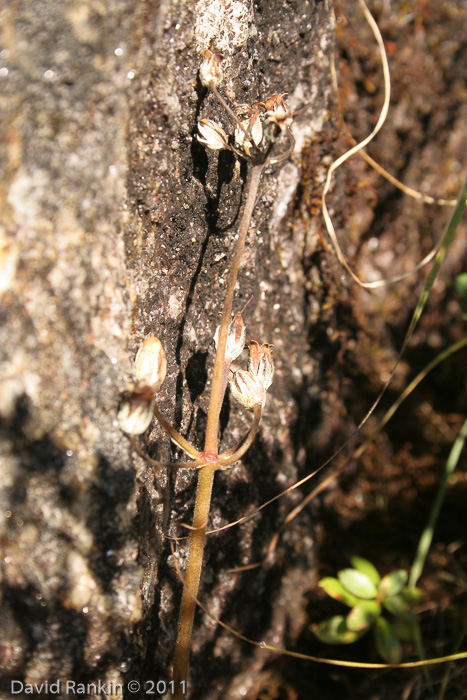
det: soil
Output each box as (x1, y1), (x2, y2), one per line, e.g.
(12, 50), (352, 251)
(287, 2), (467, 699)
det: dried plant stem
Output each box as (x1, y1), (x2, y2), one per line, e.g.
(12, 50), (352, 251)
(173, 465), (216, 698)
(153, 403), (200, 458)
(210, 82), (249, 136)
(204, 162), (263, 455)
(218, 404), (263, 466)
(172, 162), (263, 698)
(129, 437), (207, 471)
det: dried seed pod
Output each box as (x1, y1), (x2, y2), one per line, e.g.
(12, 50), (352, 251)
(214, 312), (246, 364)
(249, 112), (263, 147)
(234, 118), (250, 150)
(248, 341), (274, 390)
(134, 336), (167, 393)
(259, 93), (293, 132)
(262, 93), (288, 112)
(197, 118), (229, 151)
(199, 49), (223, 88)
(234, 109), (263, 156)
(266, 109), (293, 132)
(229, 369), (266, 411)
(117, 382), (155, 435)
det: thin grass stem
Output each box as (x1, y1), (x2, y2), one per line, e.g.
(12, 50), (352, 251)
(354, 336), (467, 460)
(409, 417), (467, 589)
(210, 82), (249, 136)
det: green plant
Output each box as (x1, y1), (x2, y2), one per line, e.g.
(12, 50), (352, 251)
(455, 273), (467, 319)
(313, 557), (422, 664)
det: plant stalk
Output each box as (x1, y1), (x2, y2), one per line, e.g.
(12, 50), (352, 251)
(154, 402), (200, 458)
(218, 404), (263, 466)
(204, 162), (263, 456)
(172, 162), (264, 697)
(172, 465), (216, 698)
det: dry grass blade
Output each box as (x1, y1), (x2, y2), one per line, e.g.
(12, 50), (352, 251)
(324, 0), (456, 289)
(354, 336), (467, 460)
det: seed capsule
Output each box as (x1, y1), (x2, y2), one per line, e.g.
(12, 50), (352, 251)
(214, 312), (246, 364)
(234, 108), (263, 156)
(229, 369), (266, 411)
(197, 118), (229, 151)
(248, 341), (274, 390)
(199, 49), (224, 88)
(134, 337), (167, 393)
(264, 93), (293, 132)
(117, 382), (155, 435)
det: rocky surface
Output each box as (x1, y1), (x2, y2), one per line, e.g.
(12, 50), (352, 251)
(1, 1), (336, 698)
(4, 0), (465, 697)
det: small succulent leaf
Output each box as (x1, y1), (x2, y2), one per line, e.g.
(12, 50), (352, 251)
(350, 556), (381, 586)
(338, 569), (378, 600)
(400, 587), (423, 608)
(312, 616), (367, 645)
(374, 617), (403, 664)
(382, 594), (406, 616)
(378, 570), (408, 599)
(382, 594), (415, 624)
(318, 578), (360, 607)
(391, 618), (415, 643)
(346, 600), (381, 632)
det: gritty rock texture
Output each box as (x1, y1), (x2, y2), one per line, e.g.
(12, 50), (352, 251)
(125, 1), (336, 698)
(0, 1), (337, 698)
(1, 0), (145, 693)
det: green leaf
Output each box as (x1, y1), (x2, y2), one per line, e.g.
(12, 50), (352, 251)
(391, 618), (415, 643)
(378, 570), (408, 599)
(312, 615), (367, 645)
(319, 577), (360, 607)
(455, 272), (467, 295)
(346, 600), (381, 632)
(400, 587), (422, 608)
(350, 556), (381, 586)
(382, 594), (416, 625)
(338, 568), (378, 599)
(382, 593), (407, 616)
(374, 617), (403, 664)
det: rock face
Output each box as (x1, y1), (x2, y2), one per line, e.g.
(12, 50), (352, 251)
(1, 1), (335, 698)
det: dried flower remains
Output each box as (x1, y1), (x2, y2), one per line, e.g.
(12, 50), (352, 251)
(199, 49), (224, 88)
(197, 118), (229, 151)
